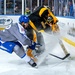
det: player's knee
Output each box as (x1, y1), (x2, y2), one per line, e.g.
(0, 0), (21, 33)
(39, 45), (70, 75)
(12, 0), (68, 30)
(13, 45), (25, 58)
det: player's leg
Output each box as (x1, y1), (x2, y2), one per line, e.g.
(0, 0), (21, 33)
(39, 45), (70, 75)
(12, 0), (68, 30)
(36, 32), (45, 54)
(13, 44), (37, 67)
(0, 41), (37, 67)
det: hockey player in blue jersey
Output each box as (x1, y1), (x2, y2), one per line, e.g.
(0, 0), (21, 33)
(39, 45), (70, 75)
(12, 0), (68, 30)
(0, 15), (37, 67)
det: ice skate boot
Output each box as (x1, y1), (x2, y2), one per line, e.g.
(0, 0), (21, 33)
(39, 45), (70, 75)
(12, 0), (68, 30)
(28, 59), (37, 67)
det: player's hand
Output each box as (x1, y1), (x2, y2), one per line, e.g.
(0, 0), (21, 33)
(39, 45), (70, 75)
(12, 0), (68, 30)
(28, 42), (42, 50)
(28, 42), (36, 50)
(51, 24), (59, 32)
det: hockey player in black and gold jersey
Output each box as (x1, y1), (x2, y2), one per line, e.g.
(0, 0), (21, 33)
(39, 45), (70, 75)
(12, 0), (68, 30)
(29, 5), (59, 32)
(25, 5), (59, 61)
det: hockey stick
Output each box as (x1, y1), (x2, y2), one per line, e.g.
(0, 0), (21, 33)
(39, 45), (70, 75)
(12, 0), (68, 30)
(59, 39), (69, 55)
(48, 36), (70, 60)
(43, 32), (70, 60)
(39, 22), (70, 60)
(41, 33), (70, 60)
(49, 53), (70, 60)
(48, 39), (70, 60)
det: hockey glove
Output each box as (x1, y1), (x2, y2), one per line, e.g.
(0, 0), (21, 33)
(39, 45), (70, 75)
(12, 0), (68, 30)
(28, 42), (42, 50)
(28, 42), (36, 50)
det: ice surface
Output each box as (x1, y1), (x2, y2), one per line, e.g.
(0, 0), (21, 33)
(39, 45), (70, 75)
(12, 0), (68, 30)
(0, 35), (75, 75)
(0, 23), (75, 75)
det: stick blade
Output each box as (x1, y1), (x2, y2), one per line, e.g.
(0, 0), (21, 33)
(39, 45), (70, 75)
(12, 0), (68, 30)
(62, 53), (70, 60)
(49, 53), (70, 60)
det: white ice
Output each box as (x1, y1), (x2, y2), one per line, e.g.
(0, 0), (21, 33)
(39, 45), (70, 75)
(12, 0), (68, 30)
(0, 26), (75, 75)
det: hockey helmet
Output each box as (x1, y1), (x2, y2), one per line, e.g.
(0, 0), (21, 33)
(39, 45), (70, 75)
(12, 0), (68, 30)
(19, 15), (29, 24)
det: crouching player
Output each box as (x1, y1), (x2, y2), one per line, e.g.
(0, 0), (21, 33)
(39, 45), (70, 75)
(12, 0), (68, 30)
(0, 15), (37, 67)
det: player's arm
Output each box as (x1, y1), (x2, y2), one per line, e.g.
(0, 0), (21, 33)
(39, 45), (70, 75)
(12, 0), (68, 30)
(46, 8), (59, 32)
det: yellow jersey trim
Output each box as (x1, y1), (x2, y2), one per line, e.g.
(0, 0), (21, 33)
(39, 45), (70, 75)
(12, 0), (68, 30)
(29, 20), (38, 31)
(39, 8), (47, 17)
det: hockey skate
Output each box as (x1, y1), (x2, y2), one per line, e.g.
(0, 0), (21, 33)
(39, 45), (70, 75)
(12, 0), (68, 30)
(28, 59), (37, 67)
